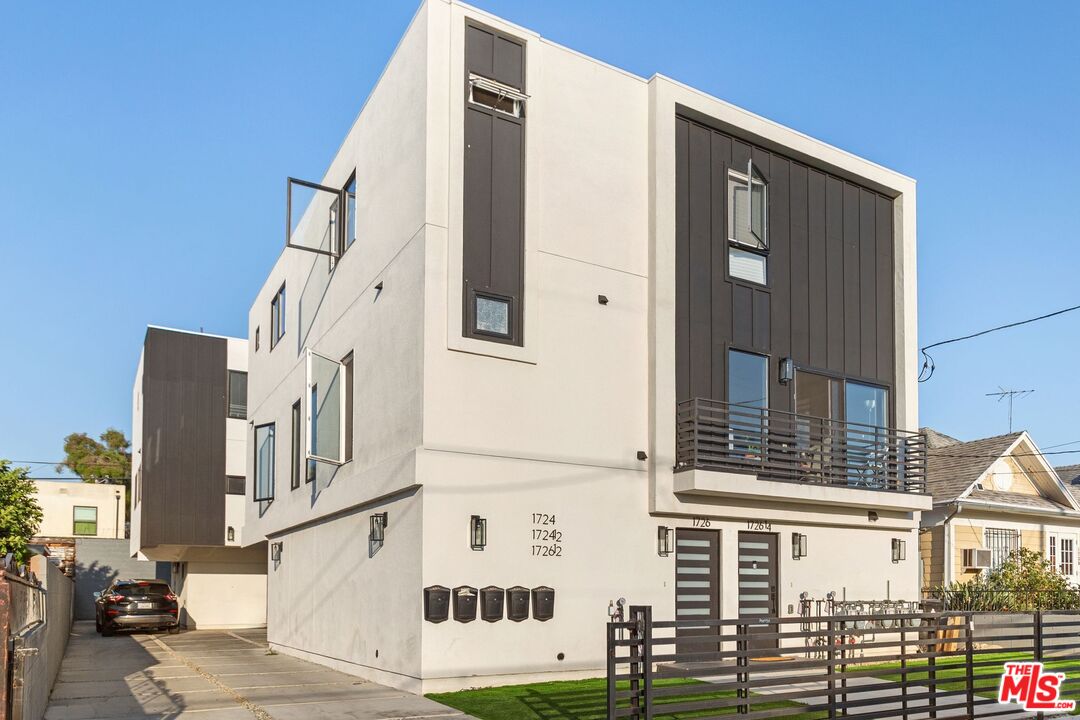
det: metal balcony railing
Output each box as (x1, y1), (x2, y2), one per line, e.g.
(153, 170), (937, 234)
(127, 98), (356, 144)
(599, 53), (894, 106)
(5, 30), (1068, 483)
(675, 398), (927, 493)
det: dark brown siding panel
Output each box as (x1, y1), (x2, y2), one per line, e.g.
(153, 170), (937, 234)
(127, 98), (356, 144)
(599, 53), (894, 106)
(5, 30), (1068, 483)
(876, 195), (895, 381)
(675, 118), (691, 404)
(463, 23), (525, 346)
(674, 113), (896, 413)
(141, 328), (226, 548)
(807, 169), (828, 369)
(842, 182), (862, 376)
(788, 163), (809, 364)
(859, 189), (878, 378)
(825, 176), (845, 371)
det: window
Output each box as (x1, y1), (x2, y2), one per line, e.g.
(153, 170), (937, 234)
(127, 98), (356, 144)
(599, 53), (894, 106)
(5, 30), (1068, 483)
(308, 383), (318, 483)
(727, 159), (768, 285)
(342, 352), (354, 463)
(474, 293), (512, 338)
(270, 284), (286, 349)
(344, 174), (356, 250)
(985, 528), (1020, 571)
(225, 476), (245, 495)
(1050, 535), (1058, 570)
(306, 349), (346, 466)
(227, 371), (248, 420)
(1050, 533), (1076, 576)
(73, 506), (98, 536)
(291, 400), (301, 489)
(1062, 537), (1075, 576)
(728, 350), (768, 458)
(468, 73), (526, 118)
(254, 423), (276, 502)
(255, 326), (260, 351)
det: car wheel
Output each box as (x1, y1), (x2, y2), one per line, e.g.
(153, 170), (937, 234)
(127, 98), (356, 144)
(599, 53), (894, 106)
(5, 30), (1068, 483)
(95, 616), (101, 633)
(102, 623), (115, 637)
(168, 625), (181, 635)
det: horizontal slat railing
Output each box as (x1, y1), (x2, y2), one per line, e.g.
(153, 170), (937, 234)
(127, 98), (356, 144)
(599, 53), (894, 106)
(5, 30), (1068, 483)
(676, 398), (928, 494)
(608, 607), (1080, 720)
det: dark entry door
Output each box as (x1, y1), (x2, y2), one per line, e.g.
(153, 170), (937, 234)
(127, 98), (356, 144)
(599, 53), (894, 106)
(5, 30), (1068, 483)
(738, 531), (779, 651)
(675, 528), (720, 652)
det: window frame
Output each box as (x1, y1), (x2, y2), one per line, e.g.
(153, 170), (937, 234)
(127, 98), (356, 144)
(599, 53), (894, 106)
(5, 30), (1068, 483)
(72, 505), (98, 536)
(225, 475), (245, 496)
(984, 527), (1020, 571)
(726, 159), (770, 287)
(342, 351), (354, 463)
(270, 283), (286, 350)
(291, 399), (302, 490)
(469, 290), (515, 341)
(227, 370), (248, 420)
(253, 422), (276, 503)
(305, 348), (348, 466)
(1049, 532), (1076, 576)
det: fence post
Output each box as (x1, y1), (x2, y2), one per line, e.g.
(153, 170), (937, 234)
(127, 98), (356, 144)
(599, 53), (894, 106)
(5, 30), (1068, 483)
(628, 606), (652, 720)
(606, 622), (617, 720)
(964, 613), (974, 719)
(1034, 610), (1044, 720)
(900, 621), (908, 717)
(927, 615), (939, 720)
(629, 612), (641, 720)
(638, 606), (653, 720)
(826, 619), (836, 720)
(737, 622), (748, 715)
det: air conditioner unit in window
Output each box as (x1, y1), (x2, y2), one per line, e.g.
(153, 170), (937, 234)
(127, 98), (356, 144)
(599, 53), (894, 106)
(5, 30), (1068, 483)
(963, 548), (993, 570)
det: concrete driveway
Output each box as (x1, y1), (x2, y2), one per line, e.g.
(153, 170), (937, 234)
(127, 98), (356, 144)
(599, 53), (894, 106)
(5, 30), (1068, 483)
(46, 621), (472, 720)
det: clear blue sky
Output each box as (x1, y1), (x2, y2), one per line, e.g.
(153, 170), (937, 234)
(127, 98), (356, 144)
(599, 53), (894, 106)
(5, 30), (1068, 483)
(2, 1), (1079, 476)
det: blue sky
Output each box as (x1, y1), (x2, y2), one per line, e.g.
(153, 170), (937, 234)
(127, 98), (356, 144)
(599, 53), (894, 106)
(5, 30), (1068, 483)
(2, 1), (1079, 477)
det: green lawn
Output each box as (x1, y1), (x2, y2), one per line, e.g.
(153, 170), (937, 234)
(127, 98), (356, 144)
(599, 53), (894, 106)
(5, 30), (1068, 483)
(427, 677), (824, 720)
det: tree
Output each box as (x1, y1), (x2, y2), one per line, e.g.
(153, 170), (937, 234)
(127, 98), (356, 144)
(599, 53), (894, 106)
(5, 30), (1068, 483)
(0, 461), (43, 564)
(57, 428), (131, 486)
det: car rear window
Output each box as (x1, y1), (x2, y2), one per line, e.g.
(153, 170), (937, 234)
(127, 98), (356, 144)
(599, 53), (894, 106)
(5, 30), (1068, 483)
(115, 582), (172, 596)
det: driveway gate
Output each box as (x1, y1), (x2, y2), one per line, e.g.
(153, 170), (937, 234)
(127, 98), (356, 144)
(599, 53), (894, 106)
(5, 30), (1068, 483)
(607, 605), (1080, 719)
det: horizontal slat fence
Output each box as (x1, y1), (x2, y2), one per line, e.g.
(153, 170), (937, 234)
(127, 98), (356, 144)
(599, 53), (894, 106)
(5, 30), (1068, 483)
(608, 605), (1080, 719)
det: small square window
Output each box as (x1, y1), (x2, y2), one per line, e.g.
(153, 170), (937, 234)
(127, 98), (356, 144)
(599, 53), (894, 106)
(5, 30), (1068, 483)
(475, 295), (511, 337)
(729, 247), (767, 285)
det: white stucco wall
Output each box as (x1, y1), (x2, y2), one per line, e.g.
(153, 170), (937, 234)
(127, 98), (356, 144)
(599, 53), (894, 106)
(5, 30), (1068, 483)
(171, 545), (267, 629)
(34, 480), (123, 540)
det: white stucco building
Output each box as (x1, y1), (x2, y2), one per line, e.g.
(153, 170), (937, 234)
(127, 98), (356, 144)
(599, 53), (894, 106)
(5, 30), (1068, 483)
(33, 480), (124, 540)
(244, 0), (927, 692)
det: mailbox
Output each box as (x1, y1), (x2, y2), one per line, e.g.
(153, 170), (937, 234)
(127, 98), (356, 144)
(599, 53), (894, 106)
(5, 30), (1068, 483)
(480, 586), (504, 622)
(424, 585), (450, 623)
(532, 586), (555, 621)
(453, 586), (478, 623)
(507, 586), (530, 622)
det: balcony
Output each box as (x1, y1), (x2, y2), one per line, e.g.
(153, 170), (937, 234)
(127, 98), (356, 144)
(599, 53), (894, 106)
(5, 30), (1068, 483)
(675, 398), (927, 495)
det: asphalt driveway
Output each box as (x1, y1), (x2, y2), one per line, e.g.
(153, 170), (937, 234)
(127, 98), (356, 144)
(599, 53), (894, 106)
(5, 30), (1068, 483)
(46, 621), (472, 720)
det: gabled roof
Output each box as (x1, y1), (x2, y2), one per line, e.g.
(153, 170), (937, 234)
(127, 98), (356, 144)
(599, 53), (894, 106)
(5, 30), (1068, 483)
(1056, 464), (1080, 485)
(966, 488), (1073, 513)
(926, 431), (1022, 501)
(921, 427), (962, 449)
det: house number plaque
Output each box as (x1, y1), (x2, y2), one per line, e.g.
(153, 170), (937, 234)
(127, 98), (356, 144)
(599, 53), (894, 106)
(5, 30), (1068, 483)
(531, 513), (563, 557)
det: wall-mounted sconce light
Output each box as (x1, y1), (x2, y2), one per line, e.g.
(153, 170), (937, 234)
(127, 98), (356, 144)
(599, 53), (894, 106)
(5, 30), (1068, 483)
(779, 357), (795, 384)
(470, 515), (487, 551)
(657, 526), (674, 556)
(270, 541), (282, 562)
(868, 511), (879, 522)
(597, 294), (609, 305)
(792, 532), (808, 560)
(892, 538), (906, 563)
(636, 451), (648, 461)
(370, 512), (388, 544)
(227, 526), (235, 543)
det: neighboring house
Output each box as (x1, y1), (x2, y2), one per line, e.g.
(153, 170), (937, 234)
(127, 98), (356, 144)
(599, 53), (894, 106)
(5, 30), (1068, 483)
(130, 326), (267, 629)
(33, 480), (124, 540)
(920, 430), (1080, 589)
(243, 0), (926, 693)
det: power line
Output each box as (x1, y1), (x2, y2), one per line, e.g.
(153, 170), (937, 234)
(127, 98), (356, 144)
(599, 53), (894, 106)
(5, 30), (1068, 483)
(919, 302), (1080, 382)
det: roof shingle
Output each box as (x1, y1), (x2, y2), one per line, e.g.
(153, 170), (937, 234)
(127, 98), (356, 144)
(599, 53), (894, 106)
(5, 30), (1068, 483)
(926, 432), (1023, 502)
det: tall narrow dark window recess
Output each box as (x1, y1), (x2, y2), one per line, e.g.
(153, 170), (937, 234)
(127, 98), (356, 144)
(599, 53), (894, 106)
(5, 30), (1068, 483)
(342, 352), (354, 463)
(728, 159), (769, 285)
(254, 423), (276, 502)
(270, 284), (286, 349)
(227, 371), (248, 420)
(462, 22), (526, 346)
(291, 399), (301, 490)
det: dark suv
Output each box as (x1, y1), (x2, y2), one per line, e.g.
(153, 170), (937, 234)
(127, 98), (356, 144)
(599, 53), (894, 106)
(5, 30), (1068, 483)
(94, 579), (180, 636)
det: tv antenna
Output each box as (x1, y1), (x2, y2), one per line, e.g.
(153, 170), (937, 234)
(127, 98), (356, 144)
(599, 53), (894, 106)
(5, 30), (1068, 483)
(985, 387), (1034, 432)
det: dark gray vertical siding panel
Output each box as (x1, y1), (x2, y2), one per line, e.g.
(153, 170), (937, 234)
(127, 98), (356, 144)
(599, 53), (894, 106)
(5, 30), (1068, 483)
(675, 119), (691, 403)
(842, 183), (862, 376)
(465, 25), (495, 78)
(876, 195), (895, 384)
(490, 116), (524, 300)
(493, 36), (524, 88)
(768, 158), (791, 412)
(687, 123), (713, 400)
(731, 139), (751, 174)
(141, 329), (226, 548)
(788, 163), (809, 364)
(463, 111), (493, 293)
(825, 177), (845, 371)
(753, 290), (770, 351)
(710, 131), (733, 397)
(732, 285), (754, 349)
(807, 170), (828, 369)
(859, 189), (877, 378)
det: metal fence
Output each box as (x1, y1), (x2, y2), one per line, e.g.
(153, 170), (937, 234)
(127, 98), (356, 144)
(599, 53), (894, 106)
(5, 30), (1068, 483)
(608, 605), (1080, 719)
(675, 398), (927, 494)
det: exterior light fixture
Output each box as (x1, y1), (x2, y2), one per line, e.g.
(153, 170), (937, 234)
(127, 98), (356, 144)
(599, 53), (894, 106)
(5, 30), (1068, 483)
(892, 538), (907, 563)
(792, 532), (808, 560)
(470, 515), (487, 551)
(868, 511), (879, 522)
(270, 542), (282, 562)
(597, 295), (609, 305)
(657, 526), (674, 556)
(227, 526), (235, 542)
(370, 512), (388, 544)
(779, 357), (794, 384)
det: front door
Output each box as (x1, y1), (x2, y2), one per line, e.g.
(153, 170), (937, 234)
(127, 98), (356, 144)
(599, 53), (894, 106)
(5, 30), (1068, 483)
(675, 528), (720, 653)
(738, 531), (779, 651)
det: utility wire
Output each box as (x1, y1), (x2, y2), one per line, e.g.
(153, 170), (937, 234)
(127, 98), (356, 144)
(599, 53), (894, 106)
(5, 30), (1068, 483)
(919, 302), (1080, 382)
